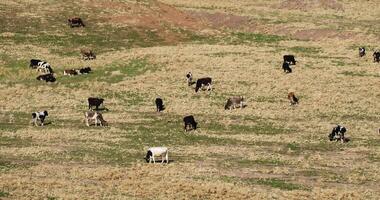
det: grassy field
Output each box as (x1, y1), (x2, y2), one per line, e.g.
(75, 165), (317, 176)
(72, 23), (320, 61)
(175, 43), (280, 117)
(0, 0), (379, 199)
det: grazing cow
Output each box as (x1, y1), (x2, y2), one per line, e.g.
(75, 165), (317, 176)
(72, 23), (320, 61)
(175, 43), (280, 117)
(29, 59), (42, 68)
(76, 67), (91, 74)
(80, 49), (96, 60)
(36, 74), (56, 82)
(31, 111), (48, 126)
(288, 92), (299, 105)
(359, 47), (366, 57)
(183, 115), (197, 132)
(283, 55), (297, 65)
(186, 72), (193, 86)
(63, 69), (78, 76)
(37, 61), (53, 74)
(195, 77), (212, 93)
(88, 97), (104, 110)
(373, 51), (380, 63)
(328, 125), (347, 143)
(145, 147), (169, 164)
(282, 62), (292, 73)
(155, 97), (165, 112)
(68, 17), (85, 27)
(225, 96), (245, 110)
(85, 111), (107, 126)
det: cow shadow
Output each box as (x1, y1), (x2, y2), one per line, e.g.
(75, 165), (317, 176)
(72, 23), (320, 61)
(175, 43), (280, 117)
(143, 158), (174, 164)
(93, 107), (109, 112)
(188, 81), (196, 86)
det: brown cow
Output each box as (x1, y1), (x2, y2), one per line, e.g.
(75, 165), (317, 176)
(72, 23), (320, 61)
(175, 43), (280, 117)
(85, 111), (107, 126)
(288, 92), (299, 105)
(80, 49), (96, 60)
(68, 17), (85, 27)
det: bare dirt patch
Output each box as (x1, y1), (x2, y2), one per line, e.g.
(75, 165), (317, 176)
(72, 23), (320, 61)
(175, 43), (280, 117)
(277, 0), (344, 11)
(292, 28), (357, 41)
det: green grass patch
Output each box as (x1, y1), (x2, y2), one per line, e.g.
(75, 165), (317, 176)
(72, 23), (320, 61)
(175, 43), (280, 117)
(340, 71), (379, 77)
(221, 176), (307, 191)
(289, 46), (321, 54)
(227, 32), (285, 44)
(0, 191), (10, 197)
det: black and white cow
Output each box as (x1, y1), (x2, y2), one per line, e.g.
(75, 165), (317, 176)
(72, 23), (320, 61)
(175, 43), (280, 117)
(145, 147), (169, 164)
(85, 111), (108, 126)
(186, 72), (193, 86)
(77, 67), (91, 74)
(32, 111), (48, 126)
(283, 55), (297, 65)
(328, 125), (347, 143)
(36, 74), (56, 82)
(359, 47), (366, 57)
(195, 77), (212, 93)
(373, 51), (380, 63)
(225, 96), (245, 110)
(37, 61), (53, 74)
(282, 62), (292, 73)
(63, 69), (78, 76)
(88, 97), (104, 110)
(155, 97), (165, 112)
(288, 92), (299, 105)
(68, 17), (85, 27)
(29, 59), (42, 68)
(183, 115), (197, 132)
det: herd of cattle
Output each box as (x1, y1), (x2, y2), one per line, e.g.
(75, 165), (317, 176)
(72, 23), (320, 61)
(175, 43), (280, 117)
(28, 18), (380, 163)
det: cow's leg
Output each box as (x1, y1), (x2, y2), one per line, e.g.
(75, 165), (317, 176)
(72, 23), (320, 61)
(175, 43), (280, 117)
(165, 152), (169, 164)
(161, 155), (164, 163)
(33, 118), (38, 126)
(86, 118), (90, 126)
(240, 101), (243, 109)
(152, 155), (155, 163)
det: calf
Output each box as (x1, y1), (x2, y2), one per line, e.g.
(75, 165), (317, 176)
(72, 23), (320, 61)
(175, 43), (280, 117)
(288, 92), (299, 105)
(31, 111), (48, 126)
(225, 96), (245, 110)
(80, 49), (96, 60)
(186, 72), (193, 86)
(36, 74), (56, 82)
(88, 97), (104, 110)
(373, 51), (380, 63)
(195, 77), (212, 93)
(145, 147), (169, 164)
(63, 69), (78, 76)
(283, 55), (296, 65)
(359, 47), (366, 57)
(30, 59), (42, 68)
(37, 61), (53, 74)
(282, 62), (292, 73)
(183, 115), (197, 132)
(76, 67), (91, 74)
(85, 111), (107, 126)
(155, 97), (165, 112)
(328, 125), (347, 143)
(68, 17), (85, 27)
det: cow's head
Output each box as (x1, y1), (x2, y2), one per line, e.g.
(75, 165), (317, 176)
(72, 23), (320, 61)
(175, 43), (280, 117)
(43, 111), (48, 116)
(145, 150), (152, 163)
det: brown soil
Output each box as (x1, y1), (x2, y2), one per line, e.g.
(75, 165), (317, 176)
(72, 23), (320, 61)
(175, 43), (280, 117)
(277, 0), (344, 11)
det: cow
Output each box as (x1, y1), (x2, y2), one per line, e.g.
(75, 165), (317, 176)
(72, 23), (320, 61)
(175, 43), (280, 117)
(85, 111), (107, 126)
(186, 72), (193, 86)
(155, 97), (165, 112)
(282, 62), (292, 73)
(63, 69), (78, 76)
(80, 49), (96, 60)
(328, 125), (347, 143)
(288, 92), (299, 105)
(359, 47), (366, 57)
(31, 111), (48, 126)
(88, 97), (104, 110)
(225, 96), (245, 110)
(195, 77), (212, 93)
(373, 51), (380, 63)
(36, 74), (56, 82)
(29, 59), (42, 68)
(68, 17), (85, 28)
(283, 55), (297, 65)
(36, 61), (53, 74)
(76, 67), (91, 74)
(145, 147), (169, 164)
(183, 115), (197, 132)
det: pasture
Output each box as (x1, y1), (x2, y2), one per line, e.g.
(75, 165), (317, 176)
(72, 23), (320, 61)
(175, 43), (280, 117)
(0, 0), (379, 199)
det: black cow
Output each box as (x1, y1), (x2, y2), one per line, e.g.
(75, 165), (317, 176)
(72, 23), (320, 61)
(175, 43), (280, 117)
(183, 115), (197, 132)
(282, 62), (292, 73)
(68, 17), (85, 27)
(155, 98), (165, 112)
(32, 111), (48, 126)
(328, 125), (347, 143)
(36, 74), (56, 82)
(30, 59), (42, 68)
(88, 97), (104, 110)
(373, 51), (380, 63)
(359, 47), (366, 57)
(78, 67), (91, 74)
(195, 77), (212, 93)
(283, 55), (296, 65)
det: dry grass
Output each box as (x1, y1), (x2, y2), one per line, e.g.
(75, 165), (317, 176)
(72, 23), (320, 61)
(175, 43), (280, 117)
(0, 0), (379, 199)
